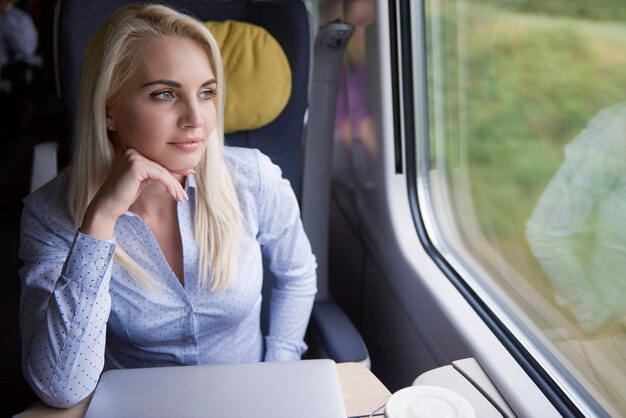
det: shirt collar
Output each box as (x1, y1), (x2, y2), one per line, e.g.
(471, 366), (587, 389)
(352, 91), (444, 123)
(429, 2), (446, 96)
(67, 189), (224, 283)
(185, 172), (198, 193)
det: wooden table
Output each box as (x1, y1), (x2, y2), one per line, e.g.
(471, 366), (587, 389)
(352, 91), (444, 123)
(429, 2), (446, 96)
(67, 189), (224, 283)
(337, 362), (391, 417)
(15, 362), (391, 418)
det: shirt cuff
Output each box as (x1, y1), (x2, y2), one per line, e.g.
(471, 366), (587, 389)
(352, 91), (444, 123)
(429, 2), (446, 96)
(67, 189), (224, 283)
(264, 336), (307, 362)
(60, 231), (116, 288)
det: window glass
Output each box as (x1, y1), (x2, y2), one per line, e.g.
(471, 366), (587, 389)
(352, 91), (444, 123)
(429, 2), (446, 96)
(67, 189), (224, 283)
(420, 0), (626, 414)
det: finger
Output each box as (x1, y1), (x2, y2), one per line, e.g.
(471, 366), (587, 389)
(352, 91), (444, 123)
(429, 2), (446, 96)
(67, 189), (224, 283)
(141, 163), (190, 201)
(124, 149), (189, 201)
(135, 164), (183, 201)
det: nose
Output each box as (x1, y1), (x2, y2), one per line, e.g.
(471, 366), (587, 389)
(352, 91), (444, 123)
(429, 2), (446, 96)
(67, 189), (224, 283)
(179, 98), (204, 128)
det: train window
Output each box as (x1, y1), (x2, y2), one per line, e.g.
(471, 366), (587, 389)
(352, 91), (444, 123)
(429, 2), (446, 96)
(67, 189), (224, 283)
(414, 0), (626, 415)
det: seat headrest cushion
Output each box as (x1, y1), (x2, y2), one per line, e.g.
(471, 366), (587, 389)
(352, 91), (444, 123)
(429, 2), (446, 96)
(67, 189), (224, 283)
(205, 20), (292, 134)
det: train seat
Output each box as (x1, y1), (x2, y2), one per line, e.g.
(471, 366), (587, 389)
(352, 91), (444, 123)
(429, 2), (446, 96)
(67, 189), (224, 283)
(36, 0), (369, 366)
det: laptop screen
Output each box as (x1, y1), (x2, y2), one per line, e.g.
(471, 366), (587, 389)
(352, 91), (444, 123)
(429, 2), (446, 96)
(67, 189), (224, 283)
(85, 359), (346, 418)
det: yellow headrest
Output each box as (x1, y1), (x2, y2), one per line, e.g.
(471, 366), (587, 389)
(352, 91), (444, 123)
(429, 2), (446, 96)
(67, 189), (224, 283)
(205, 20), (292, 134)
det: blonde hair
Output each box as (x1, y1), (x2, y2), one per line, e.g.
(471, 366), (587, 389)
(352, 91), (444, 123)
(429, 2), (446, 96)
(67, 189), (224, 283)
(68, 3), (241, 292)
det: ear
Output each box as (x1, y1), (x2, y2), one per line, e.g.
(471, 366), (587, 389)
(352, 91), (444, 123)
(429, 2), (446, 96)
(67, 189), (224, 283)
(106, 105), (114, 124)
(105, 106), (116, 131)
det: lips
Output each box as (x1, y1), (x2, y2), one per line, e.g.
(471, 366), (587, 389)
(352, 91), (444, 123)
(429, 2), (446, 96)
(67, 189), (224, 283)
(168, 138), (203, 152)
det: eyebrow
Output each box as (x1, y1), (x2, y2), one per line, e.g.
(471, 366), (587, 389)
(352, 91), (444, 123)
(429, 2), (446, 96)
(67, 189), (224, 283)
(141, 79), (217, 88)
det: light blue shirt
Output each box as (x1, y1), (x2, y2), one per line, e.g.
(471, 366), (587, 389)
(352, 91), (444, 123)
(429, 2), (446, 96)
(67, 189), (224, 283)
(18, 147), (317, 408)
(526, 103), (626, 333)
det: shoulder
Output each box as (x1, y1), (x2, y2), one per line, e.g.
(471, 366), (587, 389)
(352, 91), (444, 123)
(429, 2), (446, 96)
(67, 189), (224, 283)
(223, 146), (284, 192)
(223, 146), (261, 173)
(562, 103), (626, 186)
(23, 169), (73, 229)
(24, 169), (68, 209)
(223, 147), (298, 223)
(223, 146), (277, 172)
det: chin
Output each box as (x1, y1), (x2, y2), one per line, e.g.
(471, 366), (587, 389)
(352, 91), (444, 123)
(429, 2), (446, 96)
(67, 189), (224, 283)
(167, 157), (202, 172)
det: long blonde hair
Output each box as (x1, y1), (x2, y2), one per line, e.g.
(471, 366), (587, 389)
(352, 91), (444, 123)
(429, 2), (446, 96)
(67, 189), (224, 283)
(67, 3), (241, 292)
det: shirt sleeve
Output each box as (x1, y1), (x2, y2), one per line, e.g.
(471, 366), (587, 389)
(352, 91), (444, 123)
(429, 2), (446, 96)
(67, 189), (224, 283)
(525, 104), (625, 332)
(254, 151), (318, 362)
(19, 204), (116, 407)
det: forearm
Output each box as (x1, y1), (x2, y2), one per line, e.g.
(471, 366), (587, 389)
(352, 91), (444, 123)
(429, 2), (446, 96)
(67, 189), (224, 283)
(80, 201), (118, 241)
(22, 232), (115, 407)
(534, 251), (610, 332)
(265, 270), (317, 361)
(255, 150), (318, 360)
(526, 225), (611, 332)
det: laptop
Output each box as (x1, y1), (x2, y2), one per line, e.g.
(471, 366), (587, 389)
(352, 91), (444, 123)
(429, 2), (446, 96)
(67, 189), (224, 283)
(84, 359), (347, 418)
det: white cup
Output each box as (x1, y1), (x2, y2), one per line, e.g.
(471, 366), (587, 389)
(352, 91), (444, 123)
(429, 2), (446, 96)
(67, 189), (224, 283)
(384, 385), (475, 418)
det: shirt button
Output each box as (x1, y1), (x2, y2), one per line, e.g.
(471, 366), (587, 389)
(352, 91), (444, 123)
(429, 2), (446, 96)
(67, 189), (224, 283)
(72, 328), (83, 337)
(186, 338), (194, 344)
(184, 306), (192, 313)
(95, 259), (105, 268)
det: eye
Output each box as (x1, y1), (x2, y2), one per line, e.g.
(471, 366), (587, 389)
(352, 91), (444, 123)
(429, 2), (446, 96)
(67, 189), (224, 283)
(150, 89), (175, 101)
(199, 88), (217, 100)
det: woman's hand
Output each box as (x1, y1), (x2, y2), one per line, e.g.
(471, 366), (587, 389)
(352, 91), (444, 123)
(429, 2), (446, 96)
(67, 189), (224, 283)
(80, 148), (190, 240)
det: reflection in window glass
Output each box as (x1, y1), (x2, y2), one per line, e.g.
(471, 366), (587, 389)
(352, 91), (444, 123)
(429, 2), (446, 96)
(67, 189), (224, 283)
(421, 0), (626, 414)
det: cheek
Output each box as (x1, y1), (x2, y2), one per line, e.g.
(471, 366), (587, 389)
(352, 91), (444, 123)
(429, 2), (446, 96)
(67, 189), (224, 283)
(205, 104), (217, 127)
(116, 107), (165, 146)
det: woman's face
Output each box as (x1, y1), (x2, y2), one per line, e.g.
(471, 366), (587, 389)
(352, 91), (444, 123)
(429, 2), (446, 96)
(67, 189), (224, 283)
(107, 36), (217, 172)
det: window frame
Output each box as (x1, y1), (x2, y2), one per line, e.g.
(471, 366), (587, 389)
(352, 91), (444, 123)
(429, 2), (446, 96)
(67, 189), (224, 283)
(398, 0), (613, 416)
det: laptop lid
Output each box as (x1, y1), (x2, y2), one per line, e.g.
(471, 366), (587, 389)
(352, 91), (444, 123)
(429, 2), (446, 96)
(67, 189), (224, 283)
(84, 359), (347, 418)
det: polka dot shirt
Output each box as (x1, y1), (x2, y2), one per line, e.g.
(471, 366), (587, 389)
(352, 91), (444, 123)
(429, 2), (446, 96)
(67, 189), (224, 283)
(18, 147), (317, 407)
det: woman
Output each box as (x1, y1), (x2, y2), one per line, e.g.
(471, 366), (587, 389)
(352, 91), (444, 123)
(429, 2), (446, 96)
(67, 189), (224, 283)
(18, 3), (317, 408)
(526, 102), (626, 335)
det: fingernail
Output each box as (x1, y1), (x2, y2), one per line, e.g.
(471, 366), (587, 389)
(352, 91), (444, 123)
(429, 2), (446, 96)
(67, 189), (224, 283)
(190, 169), (196, 174)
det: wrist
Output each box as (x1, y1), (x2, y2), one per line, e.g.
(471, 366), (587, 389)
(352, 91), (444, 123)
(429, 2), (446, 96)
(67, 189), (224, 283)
(80, 204), (118, 241)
